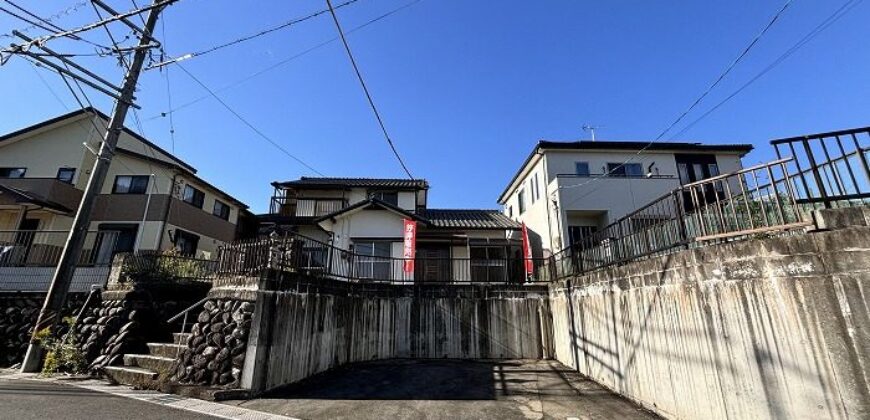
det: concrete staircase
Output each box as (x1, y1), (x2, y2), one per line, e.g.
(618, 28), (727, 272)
(103, 332), (189, 388)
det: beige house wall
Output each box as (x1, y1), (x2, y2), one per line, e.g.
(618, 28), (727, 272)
(0, 112), (247, 258)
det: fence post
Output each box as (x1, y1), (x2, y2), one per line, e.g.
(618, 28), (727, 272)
(674, 190), (690, 249)
(802, 137), (831, 208)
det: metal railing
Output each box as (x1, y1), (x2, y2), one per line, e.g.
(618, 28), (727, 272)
(217, 233), (543, 284)
(119, 251), (218, 283)
(268, 196), (347, 217)
(0, 230), (120, 267)
(772, 126), (870, 208)
(546, 158), (813, 279)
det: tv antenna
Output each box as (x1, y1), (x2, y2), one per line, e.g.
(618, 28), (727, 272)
(582, 124), (604, 141)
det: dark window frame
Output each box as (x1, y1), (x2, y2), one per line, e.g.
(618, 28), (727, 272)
(369, 190), (399, 206)
(0, 167), (26, 178)
(173, 229), (200, 256)
(213, 200), (230, 220)
(575, 162), (590, 176)
(607, 163), (643, 177)
(182, 185), (205, 209)
(112, 175), (150, 194)
(56, 167), (76, 184)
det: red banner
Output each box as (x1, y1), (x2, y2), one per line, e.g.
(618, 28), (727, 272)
(403, 219), (417, 273)
(521, 223), (533, 275)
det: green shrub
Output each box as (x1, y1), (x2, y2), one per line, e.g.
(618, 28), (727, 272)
(40, 317), (86, 376)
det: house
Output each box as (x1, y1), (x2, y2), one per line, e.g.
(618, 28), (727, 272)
(0, 108), (250, 263)
(259, 177), (524, 283)
(497, 140), (754, 257)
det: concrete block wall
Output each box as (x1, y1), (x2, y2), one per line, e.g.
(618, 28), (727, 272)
(549, 208), (870, 419)
(241, 274), (552, 393)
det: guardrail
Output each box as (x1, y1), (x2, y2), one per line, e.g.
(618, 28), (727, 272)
(772, 126), (870, 208)
(547, 158), (813, 279)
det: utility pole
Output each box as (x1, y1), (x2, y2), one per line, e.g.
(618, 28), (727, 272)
(21, 0), (167, 373)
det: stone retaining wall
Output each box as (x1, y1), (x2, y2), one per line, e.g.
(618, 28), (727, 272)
(0, 292), (87, 367)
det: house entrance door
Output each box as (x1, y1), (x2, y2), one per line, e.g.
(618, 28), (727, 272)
(415, 244), (450, 283)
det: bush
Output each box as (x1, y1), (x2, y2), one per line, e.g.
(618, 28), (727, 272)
(40, 317), (86, 376)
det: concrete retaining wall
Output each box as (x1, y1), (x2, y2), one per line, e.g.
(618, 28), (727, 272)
(243, 274), (552, 392)
(549, 219), (870, 419)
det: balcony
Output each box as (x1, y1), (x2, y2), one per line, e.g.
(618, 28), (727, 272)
(553, 174), (681, 221)
(0, 178), (83, 212)
(269, 197), (348, 218)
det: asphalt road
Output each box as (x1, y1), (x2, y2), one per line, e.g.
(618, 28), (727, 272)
(230, 359), (660, 420)
(0, 377), (218, 420)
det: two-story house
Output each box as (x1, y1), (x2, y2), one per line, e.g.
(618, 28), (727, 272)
(0, 108), (250, 263)
(498, 140), (753, 257)
(260, 177), (524, 283)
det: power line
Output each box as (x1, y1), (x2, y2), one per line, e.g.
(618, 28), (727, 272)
(0, 1), (88, 39)
(158, 12), (177, 152)
(147, 0), (362, 68)
(325, 0), (414, 179)
(553, 0), (796, 205)
(2, 0), (175, 53)
(652, 0), (793, 141)
(176, 62), (326, 176)
(2, 0), (112, 51)
(144, 0), (422, 121)
(669, 0), (865, 139)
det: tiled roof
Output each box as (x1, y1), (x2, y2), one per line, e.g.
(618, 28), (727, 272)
(418, 209), (521, 230)
(275, 177), (429, 189)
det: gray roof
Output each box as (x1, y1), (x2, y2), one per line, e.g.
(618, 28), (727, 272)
(274, 177), (428, 190)
(418, 209), (521, 230)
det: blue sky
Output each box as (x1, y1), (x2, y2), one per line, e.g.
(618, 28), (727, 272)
(2, 0), (868, 213)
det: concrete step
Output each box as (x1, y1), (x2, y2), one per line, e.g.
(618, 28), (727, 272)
(173, 332), (192, 345)
(103, 366), (158, 387)
(123, 354), (176, 375)
(147, 342), (186, 359)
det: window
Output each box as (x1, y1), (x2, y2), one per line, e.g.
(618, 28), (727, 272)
(0, 168), (26, 178)
(517, 189), (526, 214)
(531, 173), (540, 203)
(354, 241), (392, 279)
(112, 175), (149, 194)
(174, 230), (200, 256)
(507, 206), (513, 218)
(370, 191), (398, 206)
(470, 246), (508, 283)
(607, 163), (643, 177)
(182, 185), (205, 208)
(213, 200), (230, 220)
(56, 167), (75, 184)
(575, 162), (590, 176)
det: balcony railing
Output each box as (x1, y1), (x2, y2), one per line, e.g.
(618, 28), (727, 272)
(0, 230), (121, 267)
(216, 233), (544, 284)
(269, 197), (347, 218)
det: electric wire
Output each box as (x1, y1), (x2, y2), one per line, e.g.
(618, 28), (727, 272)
(325, 0), (414, 179)
(176, 62), (326, 176)
(147, 0), (361, 69)
(669, 0), (865, 139)
(1, 1), (88, 39)
(144, 0), (422, 121)
(2, 0), (112, 51)
(552, 0), (797, 207)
